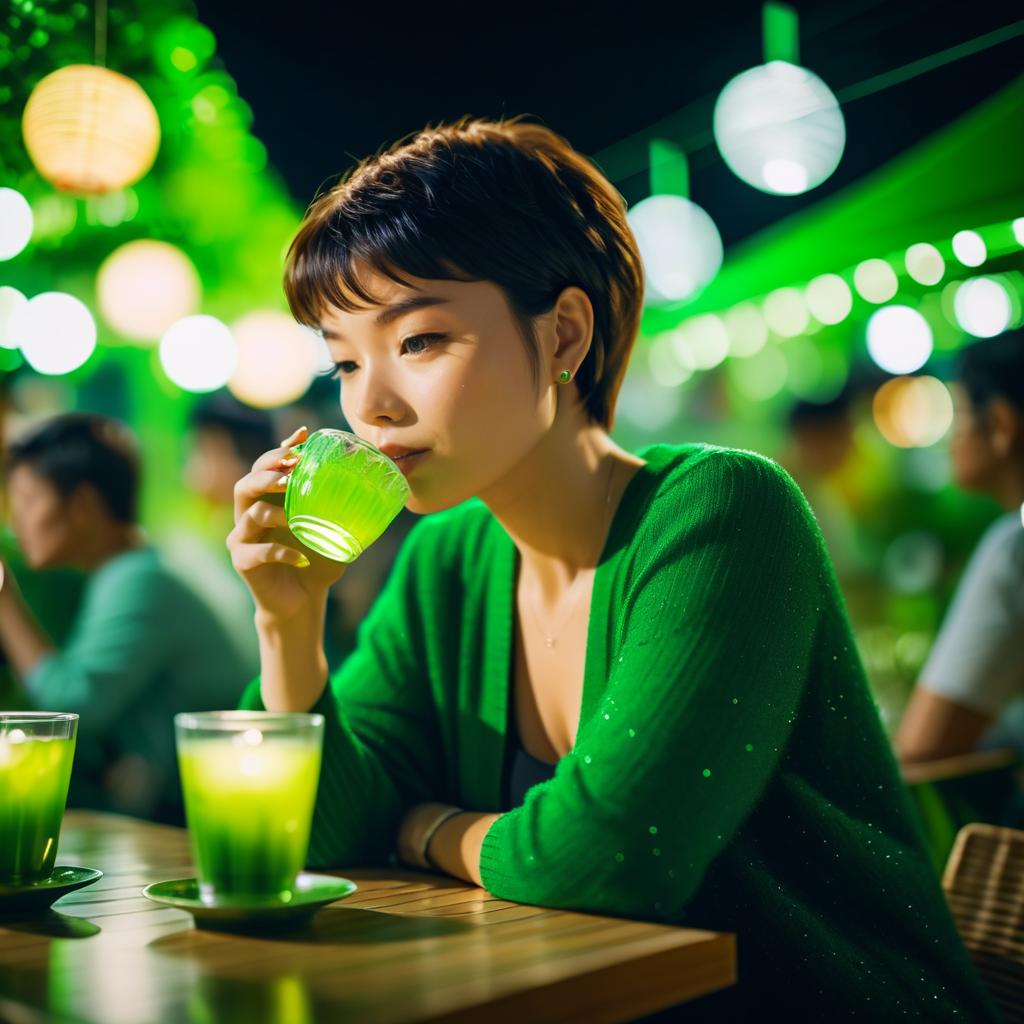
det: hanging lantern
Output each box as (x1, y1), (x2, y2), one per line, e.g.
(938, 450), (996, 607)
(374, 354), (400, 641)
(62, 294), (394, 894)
(22, 65), (161, 194)
(713, 60), (845, 196)
(228, 311), (321, 409)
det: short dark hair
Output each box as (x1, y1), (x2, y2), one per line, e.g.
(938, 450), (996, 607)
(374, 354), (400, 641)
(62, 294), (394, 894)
(6, 413), (140, 523)
(956, 327), (1024, 413)
(283, 115), (644, 430)
(188, 392), (276, 469)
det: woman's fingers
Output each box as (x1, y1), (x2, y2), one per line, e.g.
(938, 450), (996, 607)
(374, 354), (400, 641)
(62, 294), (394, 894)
(233, 468), (291, 520)
(249, 426), (309, 474)
(230, 541), (310, 573)
(231, 500), (289, 543)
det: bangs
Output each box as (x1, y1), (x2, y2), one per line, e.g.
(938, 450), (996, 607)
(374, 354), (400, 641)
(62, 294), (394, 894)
(284, 201), (478, 328)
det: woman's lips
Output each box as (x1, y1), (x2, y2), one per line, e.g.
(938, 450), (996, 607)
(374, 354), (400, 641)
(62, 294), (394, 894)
(392, 450), (430, 477)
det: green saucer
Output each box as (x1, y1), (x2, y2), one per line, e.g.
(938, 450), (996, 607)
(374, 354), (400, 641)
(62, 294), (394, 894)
(0, 866), (103, 917)
(141, 874), (358, 932)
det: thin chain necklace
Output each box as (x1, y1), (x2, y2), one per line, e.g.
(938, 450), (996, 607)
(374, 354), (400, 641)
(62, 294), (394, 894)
(521, 458), (617, 650)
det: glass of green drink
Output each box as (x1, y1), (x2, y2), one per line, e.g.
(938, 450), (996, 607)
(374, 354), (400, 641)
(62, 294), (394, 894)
(175, 711), (324, 905)
(0, 712), (78, 886)
(285, 429), (410, 563)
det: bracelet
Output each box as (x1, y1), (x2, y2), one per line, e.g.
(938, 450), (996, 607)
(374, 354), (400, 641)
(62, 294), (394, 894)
(416, 806), (464, 870)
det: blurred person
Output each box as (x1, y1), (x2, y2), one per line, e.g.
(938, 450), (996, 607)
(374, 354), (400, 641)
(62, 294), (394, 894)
(227, 117), (995, 1019)
(0, 413), (256, 821)
(897, 328), (1024, 764)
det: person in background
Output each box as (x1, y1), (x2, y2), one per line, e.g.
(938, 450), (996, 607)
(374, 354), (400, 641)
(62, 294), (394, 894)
(897, 328), (1024, 764)
(0, 413), (255, 822)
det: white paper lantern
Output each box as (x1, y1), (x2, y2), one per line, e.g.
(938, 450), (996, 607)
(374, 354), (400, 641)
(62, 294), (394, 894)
(713, 61), (845, 196)
(22, 65), (161, 194)
(0, 188), (34, 260)
(228, 312), (320, 408)
(627, 195), (723, 304)
(159, 315), (237, 393)
(866, 306), (933, 375)
(953, 277), (1013, 338)
(0, 287), (27, 349)
(9, 292), (97, 375)
(98, 240), (200, 341)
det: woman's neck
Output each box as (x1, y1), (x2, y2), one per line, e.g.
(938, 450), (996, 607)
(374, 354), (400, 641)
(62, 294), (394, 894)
(479, 400), (643, 601)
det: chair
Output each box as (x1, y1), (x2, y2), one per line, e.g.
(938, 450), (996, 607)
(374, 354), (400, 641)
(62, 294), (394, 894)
(943, 822), (1024, 1022)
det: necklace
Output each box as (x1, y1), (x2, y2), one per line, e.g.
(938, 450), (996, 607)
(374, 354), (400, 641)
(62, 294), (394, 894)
(521, 458), (617, 650)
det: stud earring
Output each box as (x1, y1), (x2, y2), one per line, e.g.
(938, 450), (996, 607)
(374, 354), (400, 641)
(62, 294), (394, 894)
(558, 370), (572, 383)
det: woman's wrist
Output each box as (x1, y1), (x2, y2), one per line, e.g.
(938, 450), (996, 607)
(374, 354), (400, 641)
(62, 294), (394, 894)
(398, 803), (465, 870)
(255, 596), (330, 712)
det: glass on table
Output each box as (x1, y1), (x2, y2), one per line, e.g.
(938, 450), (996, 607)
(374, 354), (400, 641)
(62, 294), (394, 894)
(284, 429), (409, 563)
(175, 711), (324, 905)
(0, 712), (78, 886)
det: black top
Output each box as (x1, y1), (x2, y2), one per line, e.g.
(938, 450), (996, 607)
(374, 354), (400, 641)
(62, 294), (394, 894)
(503, 712), (558, 811)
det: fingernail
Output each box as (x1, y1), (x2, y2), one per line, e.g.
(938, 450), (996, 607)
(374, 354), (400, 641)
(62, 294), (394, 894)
(276, 475), (290, 487)
(280, 456), (299, 467)
(295, 554), (311, 568)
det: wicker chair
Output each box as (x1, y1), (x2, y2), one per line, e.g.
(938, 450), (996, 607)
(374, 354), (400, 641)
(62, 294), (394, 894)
(943, 823), (1024, 1022)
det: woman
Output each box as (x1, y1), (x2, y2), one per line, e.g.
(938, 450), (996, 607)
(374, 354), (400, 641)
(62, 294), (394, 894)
(897, 329), (1024, 763)
(229, 117), (996, 1019)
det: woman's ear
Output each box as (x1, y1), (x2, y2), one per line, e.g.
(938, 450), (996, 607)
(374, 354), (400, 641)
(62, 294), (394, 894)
(986, 397), (1021, 459)
(548, 286), (594, 378)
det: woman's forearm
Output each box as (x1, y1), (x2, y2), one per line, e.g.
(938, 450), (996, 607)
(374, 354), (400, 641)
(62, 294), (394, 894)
(255, 596), (330, 712)
(427, 810), (502, 887)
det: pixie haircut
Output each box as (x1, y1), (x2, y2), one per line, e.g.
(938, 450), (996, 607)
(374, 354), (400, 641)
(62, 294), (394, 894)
(284, 115), (644, 430)
(6, 412), (140, 523)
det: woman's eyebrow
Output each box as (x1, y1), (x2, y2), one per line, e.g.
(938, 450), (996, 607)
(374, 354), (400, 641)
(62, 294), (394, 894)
(321, 296), (451, 341)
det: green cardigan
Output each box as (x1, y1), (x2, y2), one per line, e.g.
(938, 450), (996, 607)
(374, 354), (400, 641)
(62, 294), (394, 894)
(242, 444), (998, 1020)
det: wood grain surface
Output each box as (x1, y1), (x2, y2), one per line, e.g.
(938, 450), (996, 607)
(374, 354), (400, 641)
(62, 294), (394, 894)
(0, 811), (736, 1023)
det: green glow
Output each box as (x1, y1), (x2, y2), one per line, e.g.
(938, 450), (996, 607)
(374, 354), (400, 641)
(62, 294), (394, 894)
(647, 332), (693, 388)
(1014, 218), (1024, 246)
(677, 314), (729, 370)
(854, 258), (898, 303)
(729, 344), (788, 401)
(649, 139), (689, 198)
(763, 2), (799, 64)
(723, 303), (768, 357)
(170, 46), (197, 72)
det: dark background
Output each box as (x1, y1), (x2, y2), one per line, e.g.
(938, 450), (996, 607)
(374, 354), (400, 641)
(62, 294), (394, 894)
(195, 0), (1023, 247)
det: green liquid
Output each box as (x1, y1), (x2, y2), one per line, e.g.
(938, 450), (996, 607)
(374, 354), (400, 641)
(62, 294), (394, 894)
(0, 735), (76, 885)
(178, 736), (322, 903)
(285, 433), (409, 563)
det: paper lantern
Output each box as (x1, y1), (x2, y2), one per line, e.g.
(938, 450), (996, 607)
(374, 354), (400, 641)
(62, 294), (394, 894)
(953, 278), (1013, 338)
(866, 306), (933, 375)
(713, 61), (845, 196)
(22, 65), (161, 194)
(627, 195), (723, 304)
(228, 311), (320, 408)
(98, 240), (200, 341)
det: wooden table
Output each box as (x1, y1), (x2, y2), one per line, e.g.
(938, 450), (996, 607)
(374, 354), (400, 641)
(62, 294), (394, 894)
(0, 812), (736, 1023)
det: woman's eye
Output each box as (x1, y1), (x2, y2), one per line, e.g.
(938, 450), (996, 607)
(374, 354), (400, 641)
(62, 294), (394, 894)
(319, 361), (357, 380)
(402, 333), (446, 356)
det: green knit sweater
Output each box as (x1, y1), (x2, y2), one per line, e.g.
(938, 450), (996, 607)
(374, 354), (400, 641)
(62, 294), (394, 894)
(241, 443), (998, 1020)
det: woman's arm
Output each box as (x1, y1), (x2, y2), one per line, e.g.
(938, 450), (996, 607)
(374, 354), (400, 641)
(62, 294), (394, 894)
(895, 687), (993, 763)
(397, 803), (501, 886)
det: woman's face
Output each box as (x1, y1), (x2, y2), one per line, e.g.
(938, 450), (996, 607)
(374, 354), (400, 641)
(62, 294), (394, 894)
(318, 270), (555, 514)
(7, 465), (78, 568)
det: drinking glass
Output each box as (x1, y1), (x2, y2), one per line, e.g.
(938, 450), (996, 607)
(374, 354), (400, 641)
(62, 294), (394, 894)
(0, 712), (78, 885)
(285, 429), (409, 563)
(175, 711), (324, 904)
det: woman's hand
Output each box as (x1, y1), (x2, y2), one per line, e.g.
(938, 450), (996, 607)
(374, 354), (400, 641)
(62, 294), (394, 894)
(227, 426), (347, 623)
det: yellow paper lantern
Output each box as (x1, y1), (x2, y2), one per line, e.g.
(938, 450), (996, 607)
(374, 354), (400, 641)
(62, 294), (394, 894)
(22, 65), (161, 194)
(228, 311), (321, 408)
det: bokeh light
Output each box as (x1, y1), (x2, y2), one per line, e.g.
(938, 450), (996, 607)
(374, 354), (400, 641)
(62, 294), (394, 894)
(228, 311), (321, 408)
(904, 243), (945, 286)
(713, 61), (845, 196)
(647, 331), (694, 387)
(22, 65), (161, 194)
(723, 303), (769, 357)
(804, 274), (853, 325)
(159, 315), (237, 392)
(872, 375), (953, 448)
(866, 305), (933, 374)
(853, 259), (898, 303)
(953, 277), (1013, 338)
(628, 195), (723, 303)
(0, 188), (34, 260)
(0, 287), (27, 349)
(762, 287), (810, 337)
(9, 292), (97, 375)
(951, 230), (986, 268)
(1014, 218), (1024, 247)
(98, 240), (201, 342)
(729, 344), (788, 401)
(673, 314), (729, 370)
